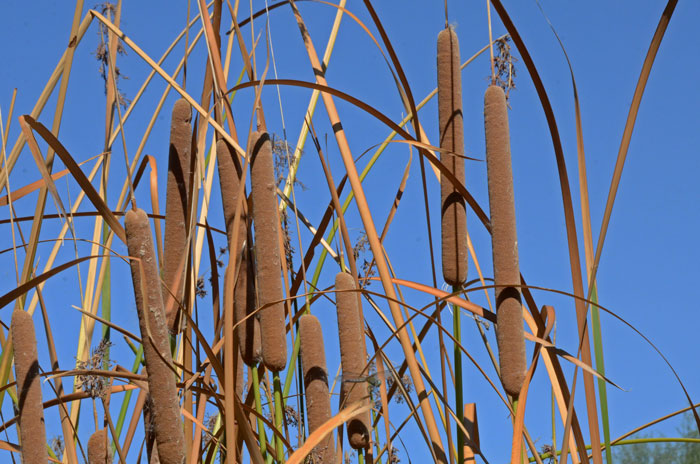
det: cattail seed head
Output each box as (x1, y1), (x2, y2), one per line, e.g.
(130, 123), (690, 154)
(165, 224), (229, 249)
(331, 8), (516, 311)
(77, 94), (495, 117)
(163, 98), (193, 333)
(125, 208), (186, 463)
(335, 272), (370, 450)
(249, 131), (287, 372)
(87, 429), (113, 464)
(437, 27), (468, 286)
(217, 138), (262, 365)
(12, 309), (47, 464)
(300, 314), (336, 463)
(484, 84), (526, 397)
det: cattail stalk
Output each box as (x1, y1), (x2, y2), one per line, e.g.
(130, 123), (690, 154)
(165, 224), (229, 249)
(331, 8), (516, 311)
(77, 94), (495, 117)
(12, 309), (47, 464)
(438, 27), (468, 286)
(249, 131), (287, 372)
(163, 98), (192, 333)
(125, 208), (186, 463)
(484, 84), (526, 396)
(335, 272), (370, 449)
(438, 26), (468, 464)
(300, 314), (336, 463)
(87, 429), (113, 464)
(218, 139), (262, 365)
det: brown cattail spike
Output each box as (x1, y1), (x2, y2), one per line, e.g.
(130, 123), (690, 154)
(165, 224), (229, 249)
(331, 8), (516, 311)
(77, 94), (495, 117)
(87, 429), (113, 464)
(218, 139), (263, 365)
(300, 315), (336, 463)
(484, 85), (526, 396)
(163, 98), (193, 332)
(12, 309), (47, 464)
(438, 27), (468, 286)
(335, 272), (370, 450)
(249, 131), (287, 372)
(125, 208), (186, 463)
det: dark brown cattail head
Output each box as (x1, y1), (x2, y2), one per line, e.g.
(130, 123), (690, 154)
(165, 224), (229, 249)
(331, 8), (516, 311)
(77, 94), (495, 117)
(249, 131), (287, 372)
(334, 272), (370, 450)
(300, 314), (336, 463)
(437, 27), (468, 286)
(163, 98), (193, 333)
(484, 84), (526, 397)
(226, 259), (262, 366)
(125, 208), (186, 463)
(87, 429), (113, 464)
(216, 139), (245, 248)
(12, 309), (47, 464)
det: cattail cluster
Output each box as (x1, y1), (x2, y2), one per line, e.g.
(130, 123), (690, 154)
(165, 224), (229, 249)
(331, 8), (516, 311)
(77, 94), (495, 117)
(484, 85), (526, 397)
(125, 208), (186, 463)
(300, 314), (336, 463)
(249, 131), (287, 372)
(12, 309), (47, 464)
(163, 98), (193, 332)
(437, 27), (468, 286)
(335, 272), (370, 449)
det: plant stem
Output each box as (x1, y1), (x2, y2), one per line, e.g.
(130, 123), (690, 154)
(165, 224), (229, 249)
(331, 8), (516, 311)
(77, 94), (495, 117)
(252, 365), (270, 462)
(273, 372), (285, 462)
(452, 285), (464, 464)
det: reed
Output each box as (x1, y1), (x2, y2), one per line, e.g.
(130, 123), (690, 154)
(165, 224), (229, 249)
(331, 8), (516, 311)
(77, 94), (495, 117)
(87, 429), (113, 464)
(437, 26), (468, 287)
(335, 271), (370, 450)
(249, 130), (287, 372)
(12, 309), (47, 464)
(300, 314), (336, 463)
(484, 84), (526, 397)
(163, 98), (193, 332)
(125, 208), (186, 463)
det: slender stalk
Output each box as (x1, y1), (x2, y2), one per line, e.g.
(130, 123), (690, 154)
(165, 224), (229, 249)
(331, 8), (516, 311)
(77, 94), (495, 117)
(452, 285), (464, 464)
(273, 373), (285, 462)
(252, 365), (270, 462)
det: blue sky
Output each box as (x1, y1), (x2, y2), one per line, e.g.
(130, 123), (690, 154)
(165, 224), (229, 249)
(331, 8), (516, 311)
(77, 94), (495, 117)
(1, 0), (699, 462)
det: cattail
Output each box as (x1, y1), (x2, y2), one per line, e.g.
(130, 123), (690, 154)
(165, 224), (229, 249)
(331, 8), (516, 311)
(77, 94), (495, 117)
(335, 272), (370, 450)
(438, 27), (468, 286)
(218, 138), (262, 365)
(484, 85), (526, 396)
(300, 315), (336, 463)
(87, 429), (113, 464)
(249, 131), (287, 372)
(163, 98), (193, 332)
(12, 309), (47, 464)
(125, 208), (186, 463)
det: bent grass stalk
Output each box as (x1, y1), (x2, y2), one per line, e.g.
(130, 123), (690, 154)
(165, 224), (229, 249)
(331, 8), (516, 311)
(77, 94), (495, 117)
(484, 84), (526, 397)
(12, 309), (47, 464)
(125, 208), (186, 464)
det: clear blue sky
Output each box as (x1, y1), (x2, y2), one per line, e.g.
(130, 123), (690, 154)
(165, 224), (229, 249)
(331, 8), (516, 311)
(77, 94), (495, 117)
(1, 1), (699, 462)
